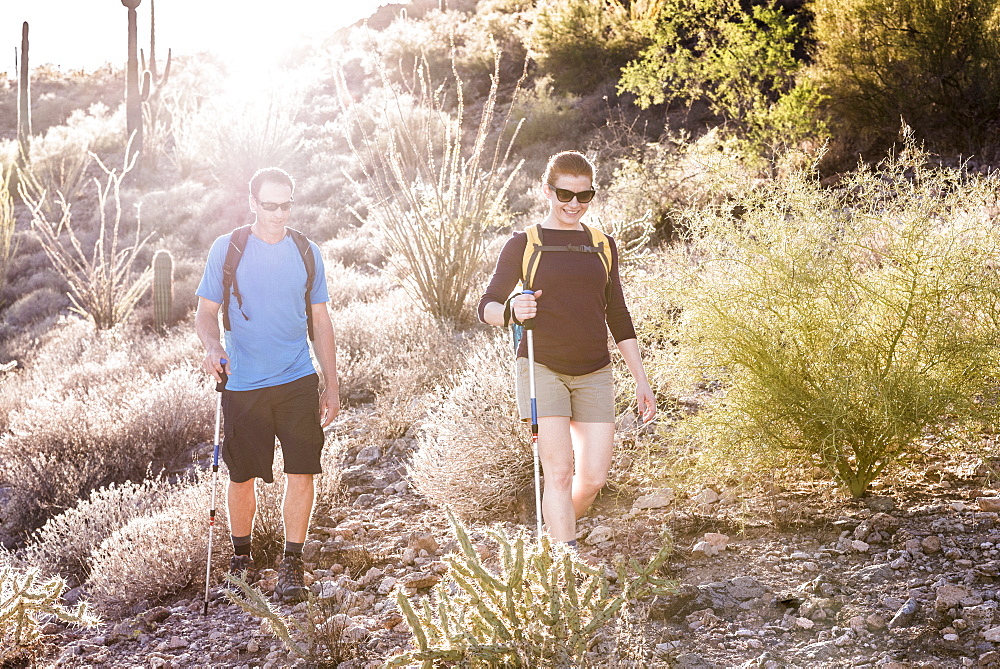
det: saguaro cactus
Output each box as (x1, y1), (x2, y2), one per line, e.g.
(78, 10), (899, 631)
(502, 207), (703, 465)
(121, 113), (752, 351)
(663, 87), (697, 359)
(122, 0), (143, 168)
(152, 249), (173, 334)
(16, 21), (31, 167)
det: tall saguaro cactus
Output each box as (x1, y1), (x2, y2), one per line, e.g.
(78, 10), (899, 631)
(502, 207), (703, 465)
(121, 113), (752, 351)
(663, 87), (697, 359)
(16, 21), (31, 168)
(122, 0), (143, 169)
(151, 249), (173, 334)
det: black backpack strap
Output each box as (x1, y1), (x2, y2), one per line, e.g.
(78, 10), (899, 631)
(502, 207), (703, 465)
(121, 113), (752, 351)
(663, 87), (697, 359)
(287, 227), (317, 341)
(221, 225), (252, 332)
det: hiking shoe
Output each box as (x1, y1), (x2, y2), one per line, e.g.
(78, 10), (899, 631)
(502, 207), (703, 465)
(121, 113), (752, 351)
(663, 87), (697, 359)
(227, 554), (260, 586)
(275, 554), (308, 603)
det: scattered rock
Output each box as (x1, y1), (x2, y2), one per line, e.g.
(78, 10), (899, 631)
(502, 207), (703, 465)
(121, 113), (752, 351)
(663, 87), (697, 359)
(978, 497), (1000, 512)
(586, 525), (614, 545)
(693, 488), (720, 505)
(887, 598), (920, 629)
(633, 489), (674, 509)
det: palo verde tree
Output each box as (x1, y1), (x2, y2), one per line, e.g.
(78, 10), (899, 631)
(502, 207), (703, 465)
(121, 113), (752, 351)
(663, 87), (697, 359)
(659, 131), (1000, 497)
(618, 0), (824, 157)
(810, 0), (1000, 155)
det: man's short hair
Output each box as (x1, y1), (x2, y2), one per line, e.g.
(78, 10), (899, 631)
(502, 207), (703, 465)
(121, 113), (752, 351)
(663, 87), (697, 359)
(249, 167), (295, 199)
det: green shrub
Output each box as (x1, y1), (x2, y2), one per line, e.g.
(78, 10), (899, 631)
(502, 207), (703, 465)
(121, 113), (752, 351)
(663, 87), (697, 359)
(510, 77), (582, 148)
(659, 134), (1000, 496)
(619, 0), (822, 156)
(810, 0), (1000, 155)
(0, 566), (98, 653)
(386, 512), (675, 666)
(338, 51), (523, 323)
(529, 0), (657, 95)
(408, 332), (528, 521)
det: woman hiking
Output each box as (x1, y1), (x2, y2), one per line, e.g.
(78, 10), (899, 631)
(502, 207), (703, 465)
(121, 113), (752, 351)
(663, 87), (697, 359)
(478, 150), (657, 546)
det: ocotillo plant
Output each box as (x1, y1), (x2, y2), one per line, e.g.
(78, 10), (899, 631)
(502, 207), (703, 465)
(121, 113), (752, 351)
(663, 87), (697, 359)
(16, 21), (31, 168)
(122, 0), (143, 170)
(152, 249), (173, 334)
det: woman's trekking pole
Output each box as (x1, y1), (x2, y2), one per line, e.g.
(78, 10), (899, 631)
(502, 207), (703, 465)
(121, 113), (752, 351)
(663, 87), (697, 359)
(203, 359), (227, 616)
(521, 290), (544, 540)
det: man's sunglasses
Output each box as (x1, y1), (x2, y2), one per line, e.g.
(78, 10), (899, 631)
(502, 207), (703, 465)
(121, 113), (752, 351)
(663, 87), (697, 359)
(254, 197), (294, 212)
(548, 184), (597, 203)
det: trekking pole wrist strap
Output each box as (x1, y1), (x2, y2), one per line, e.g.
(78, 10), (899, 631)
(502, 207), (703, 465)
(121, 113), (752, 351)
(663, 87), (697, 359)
(504, 294), (523, 327)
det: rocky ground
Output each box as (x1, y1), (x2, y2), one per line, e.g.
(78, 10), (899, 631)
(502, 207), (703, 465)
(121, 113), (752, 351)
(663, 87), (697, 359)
(17, 416), (1000, 668)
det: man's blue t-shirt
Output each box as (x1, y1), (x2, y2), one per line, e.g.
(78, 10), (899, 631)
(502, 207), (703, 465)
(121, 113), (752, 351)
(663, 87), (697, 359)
(196, 231), (330, 391)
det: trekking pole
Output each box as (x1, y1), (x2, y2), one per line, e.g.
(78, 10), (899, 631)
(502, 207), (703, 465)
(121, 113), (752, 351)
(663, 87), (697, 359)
(203, 359), (227, 616)
(521, 290), (544, 540)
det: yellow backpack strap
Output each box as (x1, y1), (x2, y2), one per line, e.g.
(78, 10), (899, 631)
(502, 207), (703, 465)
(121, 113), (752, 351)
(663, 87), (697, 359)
(522, 223), (544, 290)
(581, 223), (612, 281)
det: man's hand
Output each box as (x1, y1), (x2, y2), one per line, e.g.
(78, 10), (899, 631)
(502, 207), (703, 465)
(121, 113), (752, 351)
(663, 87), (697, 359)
(202, 349), (230, 384)
(319, 387), (340, 427)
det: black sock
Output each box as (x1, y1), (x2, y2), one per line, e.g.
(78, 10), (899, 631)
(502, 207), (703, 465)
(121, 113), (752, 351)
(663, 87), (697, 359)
(284, 541), (304, 557)
(232, 534), (252, 557)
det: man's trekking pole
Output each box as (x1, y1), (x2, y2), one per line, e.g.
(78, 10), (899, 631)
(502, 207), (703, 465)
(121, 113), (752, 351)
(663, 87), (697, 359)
(521, 290), (544, 540)
(203, 359), (227, 616)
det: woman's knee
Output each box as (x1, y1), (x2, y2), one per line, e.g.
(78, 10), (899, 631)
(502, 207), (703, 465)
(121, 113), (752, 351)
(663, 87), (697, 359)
(576, 471), (608, 495)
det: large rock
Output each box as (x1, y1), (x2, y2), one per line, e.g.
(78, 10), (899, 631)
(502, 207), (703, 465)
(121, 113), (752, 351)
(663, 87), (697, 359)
(935, 584), (975, 611)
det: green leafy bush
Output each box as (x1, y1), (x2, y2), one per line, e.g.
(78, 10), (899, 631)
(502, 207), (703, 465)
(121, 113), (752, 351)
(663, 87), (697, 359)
(529, 0), (658, 95)
(619, 0), (822, 155)
(387, 512), (675, 666)
(810, 0), (1000, 154)
(658, 135), (1000, 496)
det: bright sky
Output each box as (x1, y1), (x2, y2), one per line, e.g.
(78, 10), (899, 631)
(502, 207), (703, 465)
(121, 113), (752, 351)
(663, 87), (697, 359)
(1, 1), (397, 75)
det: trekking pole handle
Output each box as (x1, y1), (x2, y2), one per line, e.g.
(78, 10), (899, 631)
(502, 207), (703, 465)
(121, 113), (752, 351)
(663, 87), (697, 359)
(216, 358), (228, 392)
(520, 290), (535, 330)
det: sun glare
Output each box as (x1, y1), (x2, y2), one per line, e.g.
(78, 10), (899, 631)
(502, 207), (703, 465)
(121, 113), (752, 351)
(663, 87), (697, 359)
(2, 1), (392, 76)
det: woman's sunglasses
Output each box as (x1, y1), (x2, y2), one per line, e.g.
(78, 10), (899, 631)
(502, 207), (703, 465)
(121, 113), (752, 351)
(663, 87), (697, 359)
(254, 197), (294, 211)
(548, 184), (597, 203)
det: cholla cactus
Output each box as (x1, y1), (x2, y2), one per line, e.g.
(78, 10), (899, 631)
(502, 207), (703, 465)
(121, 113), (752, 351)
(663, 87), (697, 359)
(1, 566), (98, 648)
(388, 511), (676, 667)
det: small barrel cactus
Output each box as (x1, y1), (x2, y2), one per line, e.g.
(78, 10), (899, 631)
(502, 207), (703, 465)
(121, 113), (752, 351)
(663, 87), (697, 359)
(152, 249), (173, 334)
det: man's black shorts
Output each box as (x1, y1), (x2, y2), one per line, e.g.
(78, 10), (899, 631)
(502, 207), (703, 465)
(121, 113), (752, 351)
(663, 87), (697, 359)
(221, 373), (324, 483)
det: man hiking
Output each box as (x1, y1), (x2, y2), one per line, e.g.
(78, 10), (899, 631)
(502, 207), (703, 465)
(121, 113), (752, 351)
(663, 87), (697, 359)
(195, 166), (339, 603)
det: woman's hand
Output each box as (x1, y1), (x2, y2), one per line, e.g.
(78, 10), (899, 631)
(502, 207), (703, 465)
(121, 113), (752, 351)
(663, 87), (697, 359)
(636, 379), (657, 424)
(513, 289), (543, 323)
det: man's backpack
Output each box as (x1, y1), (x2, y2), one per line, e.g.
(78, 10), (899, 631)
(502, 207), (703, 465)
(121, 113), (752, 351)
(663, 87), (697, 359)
(504, 222), (613, 328)
(221, 224), (317, 340)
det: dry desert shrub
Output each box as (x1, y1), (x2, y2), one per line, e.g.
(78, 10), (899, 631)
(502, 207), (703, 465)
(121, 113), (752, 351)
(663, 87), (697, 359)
(0, 374), (211, 538)
(86, 476), (226, 615)
(0, 324), (212, 538)
(408, 332), (529, 521)
(323, 261), (393, 309)
(11, 478), (173, 585)
(333, 290), (462, 407)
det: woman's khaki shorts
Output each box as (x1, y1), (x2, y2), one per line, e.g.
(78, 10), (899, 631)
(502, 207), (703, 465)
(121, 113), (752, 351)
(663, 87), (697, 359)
(515, 359), (615, 423)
